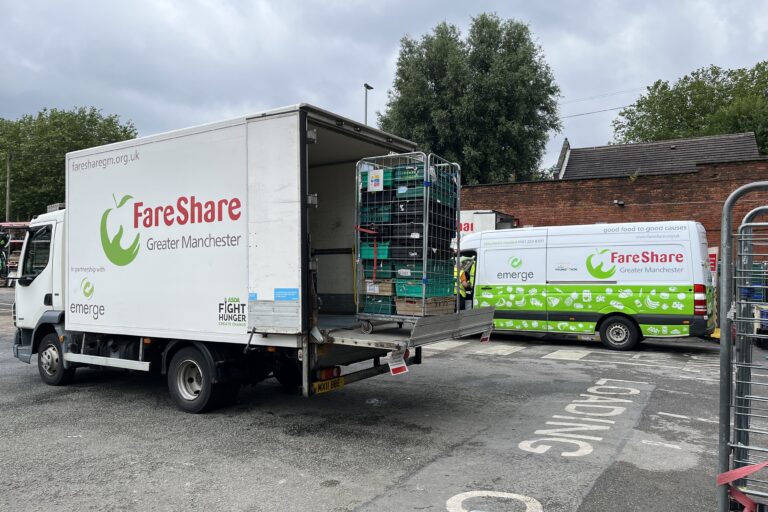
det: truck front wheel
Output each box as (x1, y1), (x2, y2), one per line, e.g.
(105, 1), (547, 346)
(599, 316), (640, 351)
(168, 347), (221, 413)
(38, 333), (75, 386)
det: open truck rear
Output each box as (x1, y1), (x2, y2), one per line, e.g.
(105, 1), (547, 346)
(12, 104), (493, 412)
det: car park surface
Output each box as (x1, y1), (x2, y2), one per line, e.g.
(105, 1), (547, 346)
(0, 287), (719, 511)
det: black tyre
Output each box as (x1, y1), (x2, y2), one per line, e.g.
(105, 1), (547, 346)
(599, 316), (641, 351)
(274, 359), (301, 393)
(37, 333), (75, 386)
(168, 347), (220, 413)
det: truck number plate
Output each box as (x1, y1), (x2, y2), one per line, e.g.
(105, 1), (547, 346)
(312, 376), (345, 395)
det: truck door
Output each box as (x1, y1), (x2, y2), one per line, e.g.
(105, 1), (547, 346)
(15, 223), (55, 329)
(245, 112), (304, 334)
(474, 230), (548, 332)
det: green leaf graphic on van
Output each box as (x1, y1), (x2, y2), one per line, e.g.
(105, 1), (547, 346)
(508, 257), (523, 269)
(100, 194), (140, 266)
(81, 277), (94, 299)
(586, 249), (616, 279)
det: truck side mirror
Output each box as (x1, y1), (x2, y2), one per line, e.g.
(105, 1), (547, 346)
(17, 276), (33, 287)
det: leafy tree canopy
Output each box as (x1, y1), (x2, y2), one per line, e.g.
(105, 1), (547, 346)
(613, 62), (768, 153)
(379, 13), (561, 184)
(0, 107), (136, 220)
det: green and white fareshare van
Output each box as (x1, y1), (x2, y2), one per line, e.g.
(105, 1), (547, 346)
(461, 221), (715, 350)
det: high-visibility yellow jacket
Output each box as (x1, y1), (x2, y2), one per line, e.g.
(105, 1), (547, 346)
(455, 263), (475, 298)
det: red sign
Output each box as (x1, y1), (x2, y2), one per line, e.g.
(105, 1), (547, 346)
(708, 247), (718, 273)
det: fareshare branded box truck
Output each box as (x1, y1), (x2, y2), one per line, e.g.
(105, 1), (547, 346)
(12, 104), (494, 412)
(461, 221), (715, 350)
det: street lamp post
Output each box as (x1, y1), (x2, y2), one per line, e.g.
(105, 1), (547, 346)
(364, 83), (374, 125)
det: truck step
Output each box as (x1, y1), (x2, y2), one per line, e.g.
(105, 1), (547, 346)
(64, 353), (150, 371)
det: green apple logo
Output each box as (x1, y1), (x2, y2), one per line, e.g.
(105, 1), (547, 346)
(586, 249), (616, 279)
(100, 194), (140, 266)
(508, 256), (523, 269)
(81, 277), (94, 299)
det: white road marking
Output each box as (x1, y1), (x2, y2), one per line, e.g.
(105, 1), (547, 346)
(641, 440), (681, 450)
(656, 412), (719, 424)
(446, 490), (543, 512)
(542, 349), (590, 360)
(424, 341), (469, 352)
(472, 344), (526, 356)
(658, 412), (690, 420)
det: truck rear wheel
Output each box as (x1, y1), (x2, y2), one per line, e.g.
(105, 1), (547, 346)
(168, 347), (223, 413)
(37, 333), (75, 386)
(599, 316), (640, 351)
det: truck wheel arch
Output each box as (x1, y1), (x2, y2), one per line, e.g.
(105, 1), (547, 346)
(31, 311), (65, 355)
(161, 340), (226, 384)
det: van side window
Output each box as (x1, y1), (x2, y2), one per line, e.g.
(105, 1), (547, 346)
(22, 225), (52, 277)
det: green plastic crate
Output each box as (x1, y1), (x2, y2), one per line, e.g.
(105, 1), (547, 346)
(363, 296), (396, 315)
(393, 261), (454, 279)
(364, 260), (395, 279)
(360, 204), (391, 223)
(393, 164), (426, 182)
(360, 169), (394, 189)
(360, 241), (390, 260)
(395, 278), (455, 298)
(395, 184), (452, 204)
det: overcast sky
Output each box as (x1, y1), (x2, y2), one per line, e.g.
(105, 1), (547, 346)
(2, 0), (766, 169)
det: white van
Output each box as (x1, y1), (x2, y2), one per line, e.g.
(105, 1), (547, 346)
(461, 221), (715, 350)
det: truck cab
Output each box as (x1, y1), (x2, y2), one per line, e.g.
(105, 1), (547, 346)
(13, 209), (66, 370)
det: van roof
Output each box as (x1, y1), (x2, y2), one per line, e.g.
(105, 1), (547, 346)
(468, 220), (700, 239)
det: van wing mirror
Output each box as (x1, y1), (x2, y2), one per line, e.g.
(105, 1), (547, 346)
(17, 275), (33, 287)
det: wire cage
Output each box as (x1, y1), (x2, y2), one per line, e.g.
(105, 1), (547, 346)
(729, 223), (768, 509)
(355, 152), (460, 332)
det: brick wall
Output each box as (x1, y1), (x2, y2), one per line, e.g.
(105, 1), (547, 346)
(461, 159), (768, 249)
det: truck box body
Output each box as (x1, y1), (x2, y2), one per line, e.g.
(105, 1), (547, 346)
(64, 105), (416, 345)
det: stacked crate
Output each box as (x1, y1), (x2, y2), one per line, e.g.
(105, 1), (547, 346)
(357, 154), (458, 320)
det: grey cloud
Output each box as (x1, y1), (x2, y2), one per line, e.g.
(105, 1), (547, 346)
(1, 0), (765, 169)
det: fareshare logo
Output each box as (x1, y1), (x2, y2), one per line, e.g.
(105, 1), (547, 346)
(508, 256), (523, 269)
(100, 194), (140, 266)
(586, 249), (617, 279)
(81, 277), (94, 300)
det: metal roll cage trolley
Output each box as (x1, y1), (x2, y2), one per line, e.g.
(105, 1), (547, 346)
(719, 182), (768, 511)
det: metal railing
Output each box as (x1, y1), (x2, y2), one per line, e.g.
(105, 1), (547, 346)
(719, 183), (768, 511)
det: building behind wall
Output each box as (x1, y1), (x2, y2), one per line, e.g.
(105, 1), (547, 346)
(462, 133), (768, 249)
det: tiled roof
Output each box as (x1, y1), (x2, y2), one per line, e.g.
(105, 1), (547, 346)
(559, 132), (760, 180)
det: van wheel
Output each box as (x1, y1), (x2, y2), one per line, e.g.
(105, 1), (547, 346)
(38, 333), (76, 386)
(168, 347), (220, 413)
(599, 316), (640, 351)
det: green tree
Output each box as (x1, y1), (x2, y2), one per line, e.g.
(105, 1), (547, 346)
(379, 14), (560, 184)
(613, 62), (768, 153)
(0, 107), (136, 220)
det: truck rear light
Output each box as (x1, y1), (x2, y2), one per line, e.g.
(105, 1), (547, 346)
(694, 284), (707, 315)
(316, 367), (341, 381)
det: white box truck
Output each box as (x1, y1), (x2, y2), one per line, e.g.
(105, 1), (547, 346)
(12, 104), (493, 412)
(461, 221), (715, 350)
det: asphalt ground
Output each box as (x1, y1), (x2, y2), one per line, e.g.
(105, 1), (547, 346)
(0, 286), (721, 511)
